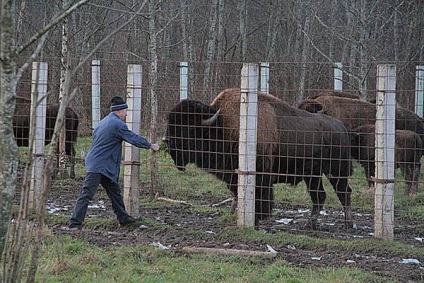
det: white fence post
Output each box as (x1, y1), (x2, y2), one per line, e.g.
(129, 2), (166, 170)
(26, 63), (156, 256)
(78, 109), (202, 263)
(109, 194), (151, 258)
(334, 62), (343, 91)
(374, 64), (396, 241)
(92, 60), (101, 130)
(180, 61), (188, 100)
(260, 62), (269, 93)
(237, 63), (259, 227)
(123, 64), (143, 216)
(29, 62), (48, 210)
(415, 65), (424, 118)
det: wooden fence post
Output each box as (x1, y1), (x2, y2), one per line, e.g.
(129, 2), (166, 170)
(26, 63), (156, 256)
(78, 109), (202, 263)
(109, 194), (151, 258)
(123, 64), (142, 216)
(180, 62), (188, 100)
(334, 62), (343, 91)
(29, 62), (48, 210)
(91, 60), (101, 130)
(260, 62), (269, 93)
(415, 65), (424, 118)
(237, 63), (259, 227)
(374, 64), (396, 241)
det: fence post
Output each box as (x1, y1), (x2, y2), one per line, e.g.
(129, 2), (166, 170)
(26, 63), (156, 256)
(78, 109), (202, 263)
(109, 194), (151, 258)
(415, 65), (424, 118)
(374, 64), (396, 241)
(237, 63), (259, 227)
(92, 60), (101, 130)
(123, 64), (143, 216)
(29, 62), (48, 210)
(334, 62), (343, 91)
(180, 62), (188, 100)
(260, 62), (269, 93)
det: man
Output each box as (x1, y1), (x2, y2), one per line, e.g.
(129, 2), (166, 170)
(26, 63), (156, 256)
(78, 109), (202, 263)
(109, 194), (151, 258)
(69, 96), (160, 229)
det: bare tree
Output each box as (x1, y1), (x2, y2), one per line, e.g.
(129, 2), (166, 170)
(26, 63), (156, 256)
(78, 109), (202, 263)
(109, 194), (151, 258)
(239, 0), (247, 62)
(203, 0), (219, 96)
(213, 0), (225, 90)
(1, 1), (149, 281)
(264, 2), (283, 62)
(179, 0), (195, 94)
(57, 0), (70, 179)
(295, 0), (312, 104)
(0, 0), (21, 263)
(148, 0), (160, 196)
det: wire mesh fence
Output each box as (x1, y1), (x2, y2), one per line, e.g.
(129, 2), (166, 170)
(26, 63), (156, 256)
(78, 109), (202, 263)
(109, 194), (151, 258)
(14, 59), (424, 241)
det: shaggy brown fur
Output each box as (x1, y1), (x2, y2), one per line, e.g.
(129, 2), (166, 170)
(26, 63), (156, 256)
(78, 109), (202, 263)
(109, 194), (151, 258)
(308, 90), (361, 100)
(351, 125), (422, 195)
(166, 88), (353, 229)
(211, 88), (279, 171)
(13, 96), (79, 178)
(298, 95), (424, 148)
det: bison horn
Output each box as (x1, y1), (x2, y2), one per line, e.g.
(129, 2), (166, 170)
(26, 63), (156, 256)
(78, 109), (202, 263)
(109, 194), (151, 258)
(201, 109), (221, 126)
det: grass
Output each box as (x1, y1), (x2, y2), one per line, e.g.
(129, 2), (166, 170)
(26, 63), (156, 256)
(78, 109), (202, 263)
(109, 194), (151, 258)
(31, 206), (422, 283)
(31, 235), (393, 283)
(66, 136), (424, 220)
(12, 136), (424, 282)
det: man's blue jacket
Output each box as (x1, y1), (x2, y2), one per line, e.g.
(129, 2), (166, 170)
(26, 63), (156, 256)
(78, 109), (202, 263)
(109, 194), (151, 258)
(85, 112), (151, 182)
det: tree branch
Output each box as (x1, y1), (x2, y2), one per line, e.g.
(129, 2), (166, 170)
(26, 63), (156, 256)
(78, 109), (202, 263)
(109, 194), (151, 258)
(15, 0), (91, 55)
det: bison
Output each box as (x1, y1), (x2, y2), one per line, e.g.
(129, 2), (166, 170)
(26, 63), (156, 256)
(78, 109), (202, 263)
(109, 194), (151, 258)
(164, 88), (353, 229)
(350, 124), (422, 195)
(309, 90), (361, 100)
(298, 95), (424, 150)
(13, 96), (79, 178)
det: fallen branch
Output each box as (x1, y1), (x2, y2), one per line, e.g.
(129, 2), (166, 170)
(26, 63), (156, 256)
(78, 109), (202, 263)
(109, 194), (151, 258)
(210, 197), (233, 207)
(181, 246), (277, 258)
(156, 196), (191, 206)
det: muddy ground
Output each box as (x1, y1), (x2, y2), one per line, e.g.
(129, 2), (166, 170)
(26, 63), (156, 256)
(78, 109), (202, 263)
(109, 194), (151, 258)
(14, 174), (424, 283)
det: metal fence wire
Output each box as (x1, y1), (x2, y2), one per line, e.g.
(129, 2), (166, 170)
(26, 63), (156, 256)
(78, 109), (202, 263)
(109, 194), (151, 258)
(16, 59), (424, 241)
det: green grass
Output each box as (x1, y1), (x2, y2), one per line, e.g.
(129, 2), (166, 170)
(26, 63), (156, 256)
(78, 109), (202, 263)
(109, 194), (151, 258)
(32, 236), (391, 283)
(28, 206), (421, 283)
(13, 136), (424, 282)
(74, 135), (424, 232)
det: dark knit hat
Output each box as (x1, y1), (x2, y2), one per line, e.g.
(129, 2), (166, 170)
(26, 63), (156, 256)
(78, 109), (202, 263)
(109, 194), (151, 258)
(110, 96), (128, 111)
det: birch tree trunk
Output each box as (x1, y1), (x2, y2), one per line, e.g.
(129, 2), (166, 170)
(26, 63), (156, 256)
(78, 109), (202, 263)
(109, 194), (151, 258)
(0, 0), (20, 262)
(214, 0), (225, 89)
(179, 0), (195, 94)
(265, 2), (283, 62)
(298, 15), (311, 103)
(203, 0), (218, 96)
(149, 0), (160, 196)
(58, 0), (69, 179)
(328, 0), (338, 61)
(358, 0), (368, 100)
(239, 0), (247, 62)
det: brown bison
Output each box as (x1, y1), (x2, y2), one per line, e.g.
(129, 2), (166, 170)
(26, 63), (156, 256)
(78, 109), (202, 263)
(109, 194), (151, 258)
(13, 96), (79, 178)
(298, 95), (424, 148)
(165, 88), (353, 229)
(309, 90), (361, 100)
(350, 125), (422, 195)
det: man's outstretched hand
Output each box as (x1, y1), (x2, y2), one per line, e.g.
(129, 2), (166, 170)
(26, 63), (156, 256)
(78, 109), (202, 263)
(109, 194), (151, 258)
(150, 143), (160, 152)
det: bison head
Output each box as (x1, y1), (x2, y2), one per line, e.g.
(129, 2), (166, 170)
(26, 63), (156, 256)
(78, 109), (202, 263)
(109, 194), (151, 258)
(349, 126), (374, 161)
(164, 100), (223, 171)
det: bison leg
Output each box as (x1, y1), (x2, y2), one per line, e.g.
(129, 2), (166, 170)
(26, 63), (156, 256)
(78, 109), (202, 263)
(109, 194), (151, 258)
(410, 163), (421, 195)
(226, 174), (238, 213)
(225, 173), (274, 227)
(364, 161), (376, 190)
(327, 177), (353, 229)
(66, 142), (76, 179)
(254, 174), (274, 223)
(304, 177), (326, 230)
(401, 162), (421, 195)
